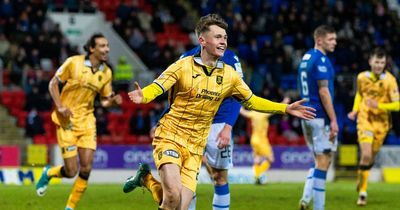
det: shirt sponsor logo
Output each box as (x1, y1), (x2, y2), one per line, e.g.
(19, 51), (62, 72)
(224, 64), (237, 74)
(163, 149), (180, 159)
(62, 145), (77, 154)
(318, 65), (327, 72)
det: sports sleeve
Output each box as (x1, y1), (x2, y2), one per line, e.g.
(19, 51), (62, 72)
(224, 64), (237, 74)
(242, 95), (287, 114)
(153, 62), (182, 93)
(100, 68), (113, 97)
(141, 83), (164, 104)
(314, 56), (330, 81)
(352, 73), (363, 111)
(55, 57), (73, 83)
(378, 77), (399, 111)
(388, 77), (399, 102)
(231, 72), (253, 101)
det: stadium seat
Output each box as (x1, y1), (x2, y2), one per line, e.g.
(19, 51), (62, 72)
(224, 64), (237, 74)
(98, 135), (113, 145)
(111, 134), (124, 144)
(33, 135), (47, 144)
(124, 135), (138, 145)
(137, 135), (151, 144)
(0, 90), (13, 106)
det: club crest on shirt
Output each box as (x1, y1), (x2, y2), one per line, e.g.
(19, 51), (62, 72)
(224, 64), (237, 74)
(98, 75), (102, 82)
(216, 76), (223, 85)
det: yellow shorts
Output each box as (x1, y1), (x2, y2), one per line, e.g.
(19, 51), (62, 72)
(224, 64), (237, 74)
(357, 118), (389, 153)
(56, 125), (97, 159)
(152, 138), (202, 192)
(251, 136), (273, 159)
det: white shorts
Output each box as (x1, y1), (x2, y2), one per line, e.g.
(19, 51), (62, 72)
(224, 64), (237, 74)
(204, 123), (233, 169)
(301, 118), (337, 155)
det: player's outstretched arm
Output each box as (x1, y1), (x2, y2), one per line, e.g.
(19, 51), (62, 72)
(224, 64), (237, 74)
(241, 96), (315, 120)
(128, 82), (144, 104)
(48, 76), (73, 118)
(128, 82), (164, 104)
(101, 92), (122, 107)
(285, 98), (316, 120)
(366, 98), (400, 111)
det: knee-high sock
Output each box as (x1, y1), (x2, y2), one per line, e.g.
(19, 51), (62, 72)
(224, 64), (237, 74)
(143, 173), (163, 204)
(213, 184), (230, 210)
(357, 168), (370, 193)
(301, 167), (315, 203)
(47, 166), (65, 178)
(66, 174), (88, 209)
(313, 169), (327, 210)
(254, 161), (270, 178)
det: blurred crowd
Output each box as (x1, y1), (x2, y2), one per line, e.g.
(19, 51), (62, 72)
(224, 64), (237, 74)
(0, 0), (399, 145)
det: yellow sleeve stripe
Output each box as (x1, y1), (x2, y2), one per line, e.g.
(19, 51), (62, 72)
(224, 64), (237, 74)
(141, 83), (164, 104)
(241, 95), (287, 114)
(378, 101), (400, 111)
(352, 91), (361, 111)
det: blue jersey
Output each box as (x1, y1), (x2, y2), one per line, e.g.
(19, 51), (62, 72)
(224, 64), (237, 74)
(180, 46), (243, 126)
(297, 49), (335, 121)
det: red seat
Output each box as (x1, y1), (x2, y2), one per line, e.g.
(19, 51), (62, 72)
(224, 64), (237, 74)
(16, 110), (28, 127)
(39, 111), (52, 123)
(98, 135), (112, 145)
(47, 135), (58, 144)
(124, 135), (138, 145)
(33, 135), (47, 144)
(44, 122), (56, 137)
(0, 91), (13, 108)
(111, 134), (124, 144)
(137, 135), (151, 144)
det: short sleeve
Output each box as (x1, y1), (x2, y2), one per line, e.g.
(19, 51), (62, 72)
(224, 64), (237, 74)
(314, 56), (330, 81)
(389, 77), (399, 102)
(100, 71), (113, 97)
(231, 71), (253, 101)
(153, 61), (182, 92)
(55, 57), (73, 83)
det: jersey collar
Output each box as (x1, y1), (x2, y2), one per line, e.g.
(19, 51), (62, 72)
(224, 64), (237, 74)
(366, 71), (386, 80)
(84, 58), (105, 71)
(193, 55), (224, 69)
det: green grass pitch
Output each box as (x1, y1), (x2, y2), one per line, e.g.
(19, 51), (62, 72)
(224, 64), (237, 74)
(0, 182), (399, 209)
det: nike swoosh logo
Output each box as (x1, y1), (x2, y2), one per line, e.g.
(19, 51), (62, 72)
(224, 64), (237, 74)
(192, 74), (200, 79)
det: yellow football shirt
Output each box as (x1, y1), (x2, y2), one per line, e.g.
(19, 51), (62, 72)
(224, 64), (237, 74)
(153, 56), (253, 154)
(247, 111), (271, 143)
(51, 55), (113, 131)
(356, 70), (399, 124)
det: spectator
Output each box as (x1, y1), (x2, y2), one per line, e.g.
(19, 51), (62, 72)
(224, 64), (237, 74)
(129, 108), (150, 135)
(113, 55), (134, 92)
(25, 108), (45, 137)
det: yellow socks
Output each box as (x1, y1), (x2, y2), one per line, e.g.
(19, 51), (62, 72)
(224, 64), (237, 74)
(66, 176), (88, 209)
(47, 166), (63, 178)
(357, 169), (369, 193)
(143, 173), (163, 204)
(254, 161), (270, 178)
